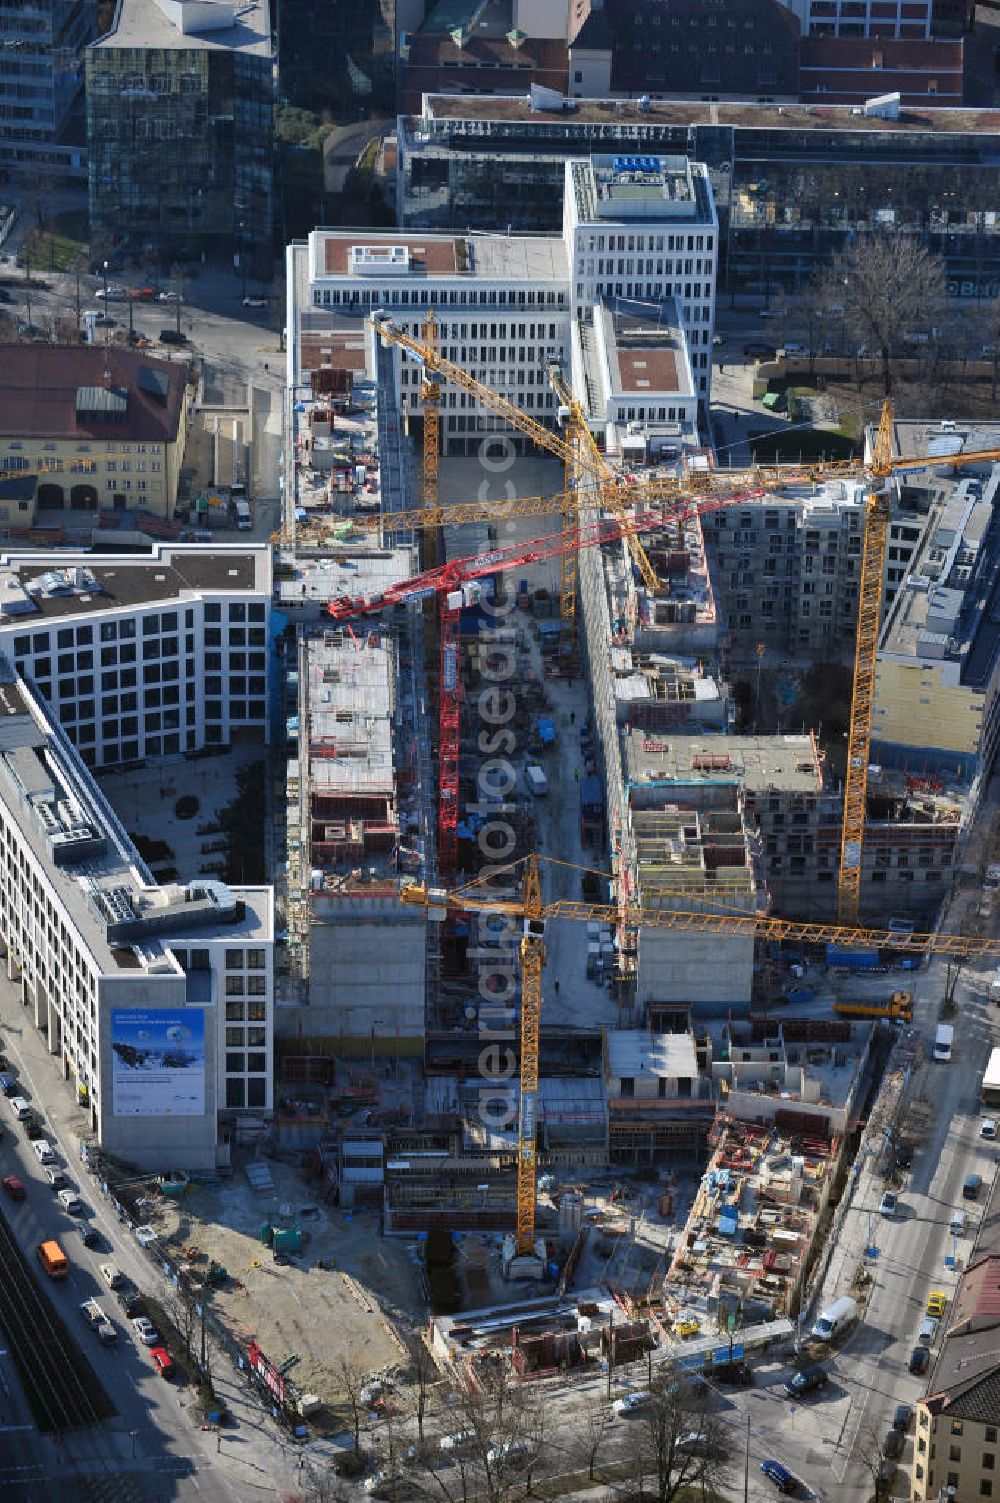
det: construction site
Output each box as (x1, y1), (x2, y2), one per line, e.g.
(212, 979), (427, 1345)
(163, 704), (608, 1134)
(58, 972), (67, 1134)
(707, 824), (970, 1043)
(255, 245), (1000, 1411)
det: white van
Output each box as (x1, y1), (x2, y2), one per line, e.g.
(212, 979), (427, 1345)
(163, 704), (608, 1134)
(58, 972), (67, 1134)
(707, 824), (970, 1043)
(32, 1138), (55, 1164)
(934, 1023), (954, 1062)
(9, 1095), (31, 1120)
(811, 1295), (858, 1342)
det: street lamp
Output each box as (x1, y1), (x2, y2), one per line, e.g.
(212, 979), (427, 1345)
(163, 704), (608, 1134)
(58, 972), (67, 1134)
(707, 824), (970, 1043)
(102, 259), (108, 303)
(129, 1429), (139, 1458)
(370, 1018), (385, 1069)
(238, 221), (246, 302)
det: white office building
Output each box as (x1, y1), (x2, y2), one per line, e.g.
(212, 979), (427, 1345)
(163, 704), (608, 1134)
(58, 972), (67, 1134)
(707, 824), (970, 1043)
(0, 668), (273, 1170)
(562, 154), (718, 404)
(286, 151), (717, 455)
(0, 545), (272, 769)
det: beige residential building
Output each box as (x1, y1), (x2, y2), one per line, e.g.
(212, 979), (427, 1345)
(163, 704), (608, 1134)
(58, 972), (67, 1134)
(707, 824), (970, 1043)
(0, 346), (189, 525)
(911, 1180), (1000, 1503)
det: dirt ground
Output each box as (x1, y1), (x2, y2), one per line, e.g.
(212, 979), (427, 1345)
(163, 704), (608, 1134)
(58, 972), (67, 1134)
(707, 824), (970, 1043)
(146, 1152), (423, 1407)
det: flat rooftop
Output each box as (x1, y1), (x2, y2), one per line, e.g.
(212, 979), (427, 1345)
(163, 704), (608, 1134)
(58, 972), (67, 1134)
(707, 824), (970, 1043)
(93, 0), (272, 56)
(275, 548), (412, 612)
(0, 547), (270, 624)
(422, 94), (1000, 138)
(606, 1029), (698, 1081)
(305, 631), (396, 798)
(311, 229), (568, 285)
(0, 671), (268, 976)
(625, 732), (824, 795)
(880, 465), (1000, 666)
(599, 300), (692, 400)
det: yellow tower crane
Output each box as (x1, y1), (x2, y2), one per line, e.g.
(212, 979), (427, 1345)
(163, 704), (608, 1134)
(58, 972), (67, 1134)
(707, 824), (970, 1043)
(368, 315), (1000, 919)
(402, 854), (1000, 1259)
(837, 397), (896, 925)
(420, 311), (441, 540)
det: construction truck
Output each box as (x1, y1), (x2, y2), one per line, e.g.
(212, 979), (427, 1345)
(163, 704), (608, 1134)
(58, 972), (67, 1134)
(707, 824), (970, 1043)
(833, 991), (913, 1023)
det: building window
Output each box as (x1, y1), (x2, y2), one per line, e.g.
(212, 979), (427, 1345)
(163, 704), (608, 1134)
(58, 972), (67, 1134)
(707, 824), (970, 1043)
(226, 1078), (245, 1109)
(224, 1001), (245, 1021)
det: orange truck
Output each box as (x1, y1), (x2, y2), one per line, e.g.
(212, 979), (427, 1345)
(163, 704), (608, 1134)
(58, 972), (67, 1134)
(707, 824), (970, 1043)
(36, 1239), (68, 1278)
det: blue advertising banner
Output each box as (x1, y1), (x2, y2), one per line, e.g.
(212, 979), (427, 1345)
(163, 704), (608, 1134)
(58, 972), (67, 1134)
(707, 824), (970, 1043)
(111, 1010), (205, 1117)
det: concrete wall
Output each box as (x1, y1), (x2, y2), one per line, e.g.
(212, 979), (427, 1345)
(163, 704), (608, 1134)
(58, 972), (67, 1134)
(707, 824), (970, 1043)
(288, 892), (426, 1049)
(874, 654), (983, 764)
(637, 926), (753, 1012)
(725, 1087), (848, 1137)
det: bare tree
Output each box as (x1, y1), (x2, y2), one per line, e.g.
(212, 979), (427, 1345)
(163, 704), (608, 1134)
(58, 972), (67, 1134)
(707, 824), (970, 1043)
(411, 1338), (438, 1441)
(339, 1357), (367, 1455)
(409, 1368), (543, 1503)
(298, 1459), (352, 1503)
(816, 232), (947, 396)
(577, 1395), (613, 1481)
(629, 1371), (728, 1503)
(855, 1421), (898, 1503)
(166, 1279), (198, 1363)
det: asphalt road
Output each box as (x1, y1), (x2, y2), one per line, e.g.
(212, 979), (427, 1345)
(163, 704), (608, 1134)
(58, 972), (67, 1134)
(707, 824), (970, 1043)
(0, 975), (307, 1503)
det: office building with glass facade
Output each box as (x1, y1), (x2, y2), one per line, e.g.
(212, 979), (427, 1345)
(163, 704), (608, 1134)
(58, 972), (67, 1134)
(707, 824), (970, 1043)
(86, 0), (274, 277)
(399, 96), (1000, 298)
(0, 0), (94, 184)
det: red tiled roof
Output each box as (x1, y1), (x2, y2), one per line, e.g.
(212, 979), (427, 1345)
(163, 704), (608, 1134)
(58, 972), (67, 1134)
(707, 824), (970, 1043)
(0, 345), (186, 442)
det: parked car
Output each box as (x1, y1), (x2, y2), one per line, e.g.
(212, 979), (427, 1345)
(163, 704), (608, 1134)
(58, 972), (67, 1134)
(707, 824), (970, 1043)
(74, 1222), (101, 1249)
(150, 1346), (176, 1378)
(1, 1173), (25, 1200)
(95, 287), (126, 301)
(927, 1291), (947, 1317)
(23, 1113), (45, 1139)
(909, 1345), (930, 1375)
(879, 1190), (898, 1217)
(784, 1364), (828, 1398)
(918, 1315), (939, 1344)
(43, 1165), (68, 1189)
(743, 341), (777, 360)
(242, 296), (268, 308)
(32, 1138), (55, 1164)
(884, 1428), (904, 1459)
(157, 291), (179, 303)
(613, 1392), (650, 1416)
(895, 1140), (914, 1169)
(115, 1283), (144, 1317)
(57, 1188), (84, 1215)
(131, 1315), (159, 1347)
(761, 1460), (798, 1494)
(893, 1403), (913, 1431)
(100, 1261), (125, 1289)
(439, 1430), (474, 1454)
(485, 1439), (526, 1468)
(131, 287), (155, 301)
(712, 1360), (753, 1385)
(93, 314), (116, 328)
(963, 1173), (983, 1200)
(982, 1118), (997, 1139)
(159, 328), (186, 345)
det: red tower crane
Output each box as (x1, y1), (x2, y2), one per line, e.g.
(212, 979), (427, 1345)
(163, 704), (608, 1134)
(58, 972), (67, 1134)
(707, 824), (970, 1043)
(328, 494), (766, 873)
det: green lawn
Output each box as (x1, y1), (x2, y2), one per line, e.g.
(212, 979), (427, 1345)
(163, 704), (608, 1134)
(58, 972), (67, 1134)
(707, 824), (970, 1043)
(748, 427), (860, 463)
(18, 210), (89, 273)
